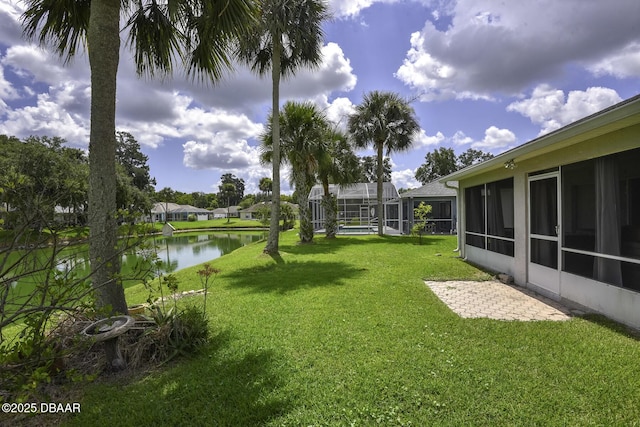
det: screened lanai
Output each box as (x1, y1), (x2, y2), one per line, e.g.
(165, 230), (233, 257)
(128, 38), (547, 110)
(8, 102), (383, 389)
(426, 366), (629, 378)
(309, 182), (401, 234)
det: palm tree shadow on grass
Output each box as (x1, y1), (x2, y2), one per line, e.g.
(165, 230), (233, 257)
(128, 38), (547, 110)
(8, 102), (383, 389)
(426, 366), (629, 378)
(223, 260), (367, 294)
(71, 330), (293, 425)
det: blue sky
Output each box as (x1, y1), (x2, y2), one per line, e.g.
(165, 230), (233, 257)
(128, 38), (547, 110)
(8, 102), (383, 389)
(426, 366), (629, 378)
(1, 0), (640, 195)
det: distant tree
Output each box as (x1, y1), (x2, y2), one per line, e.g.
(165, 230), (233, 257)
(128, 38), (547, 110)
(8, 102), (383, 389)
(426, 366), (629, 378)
(175, 193), (195, 206)
(239, 194), (256, 209)
(219, 183), (236, 223)
(259, 177), (273, 200)
(237, 0), (329, 255)
(359, 156), (392, 183)
(414, 147), (457, 185)
(190, 192), (209, 209)
(255, 203), (271, 227)
(218, 174), (245, 206)
(348, 91), (420, 236)
(205, 193), (218, 210)
(0, 135), (88, 228)
(415, 147), (494, 185)
(116, 131), (155, 191)
(155, 187), (177, 203)
(457, 148), (494, 169)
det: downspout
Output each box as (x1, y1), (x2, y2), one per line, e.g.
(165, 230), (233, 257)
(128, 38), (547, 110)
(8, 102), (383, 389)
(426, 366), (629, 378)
(444, 180), (461, 253)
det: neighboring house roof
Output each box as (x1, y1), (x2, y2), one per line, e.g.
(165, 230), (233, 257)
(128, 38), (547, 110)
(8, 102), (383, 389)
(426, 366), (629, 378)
(171, 206), (212, 214)
(399, 181), (456, 198)
(440, 94), (640, 183)
(151, 202), (181, 214)
(242, 201), (299, 213)
(212, 208), (227, 215)
(308, 182), (399, 201)
(151, 202), (212, 214)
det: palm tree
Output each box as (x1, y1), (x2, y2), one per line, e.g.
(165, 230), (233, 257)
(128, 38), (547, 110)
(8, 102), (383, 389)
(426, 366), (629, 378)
(317, 128), (360, 238)
(220, 183), (236, 224)
(348, 91), (420, 236)
(237, 0), (329, 254)
(259, 177), (273, 201)
(21, 0), (255, 346)
(261, 101), (327, 243)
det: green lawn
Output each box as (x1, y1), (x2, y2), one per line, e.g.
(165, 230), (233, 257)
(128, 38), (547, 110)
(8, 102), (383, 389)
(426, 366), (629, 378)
(166, 218), (265, 230)
(56, 233), (639, 426)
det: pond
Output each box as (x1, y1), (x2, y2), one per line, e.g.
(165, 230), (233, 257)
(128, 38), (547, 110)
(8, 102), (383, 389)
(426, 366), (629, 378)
(5, 232), (266, 297)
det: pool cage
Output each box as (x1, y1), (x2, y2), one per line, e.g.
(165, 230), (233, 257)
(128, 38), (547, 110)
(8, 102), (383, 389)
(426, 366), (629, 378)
(309, 183), (401, 234)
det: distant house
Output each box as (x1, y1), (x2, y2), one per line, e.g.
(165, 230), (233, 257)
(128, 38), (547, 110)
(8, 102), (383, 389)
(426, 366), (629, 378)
(440, 94), (640, 330)
(212, 208), (227, 219)
(149, 202), (212, 222)
(309, 182), (400, 232)
(239, 202), (298, 220)
(392, 181), (457, 235)
(239, 203), (266, 220)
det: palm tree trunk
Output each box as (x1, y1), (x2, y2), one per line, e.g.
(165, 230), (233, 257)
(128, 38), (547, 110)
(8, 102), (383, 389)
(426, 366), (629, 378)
(87, 0), (128, 316)
(264, 34), (281, 255)
(376, 143), (384, 236)
(295, 175), (313, 243)
(322, 193), (338, 238)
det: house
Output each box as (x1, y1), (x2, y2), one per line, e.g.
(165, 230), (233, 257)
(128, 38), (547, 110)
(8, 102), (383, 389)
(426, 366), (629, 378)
(239, 202), (299, 220)
(309, 182), (400, 232)
(239, 203), (266, 220)
(149, 202), (212, 222)
(212, 208), (227, 219)
(440, 94), (640, 329)
(392, 181), (457, 235)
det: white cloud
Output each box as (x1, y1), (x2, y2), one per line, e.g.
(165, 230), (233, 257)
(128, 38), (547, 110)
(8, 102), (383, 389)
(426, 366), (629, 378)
(507, 85), (622, 135)
(0, 63), (19, 100)
(451, 131), (473, 146)
(471, 126), (516, 150)
(415, 129), (445, 147)
(396, 0), (640, 100)
(328, 0), (399, 19)
(313, 95), (356, 129)
(3, 45), (89, 86)
(182, 137), (261, 170)
(392, 168), (421, 190)
(588, 42), (640, 79)
(0, 1), (29, 46)
(0, 92), (89, 143)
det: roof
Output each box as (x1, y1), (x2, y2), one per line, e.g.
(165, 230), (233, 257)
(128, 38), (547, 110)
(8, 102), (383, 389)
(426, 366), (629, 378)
(399, 181), (456, 198)
(440, 93), (640, 182)
(242, 201), (299, 213)
(308, 182), (399, 201)
(151, 202), (212, 214)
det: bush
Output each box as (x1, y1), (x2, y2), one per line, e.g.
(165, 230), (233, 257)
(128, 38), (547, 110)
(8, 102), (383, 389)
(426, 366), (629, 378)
(136, 305), (209, 364)
(187, 214), (197, 222)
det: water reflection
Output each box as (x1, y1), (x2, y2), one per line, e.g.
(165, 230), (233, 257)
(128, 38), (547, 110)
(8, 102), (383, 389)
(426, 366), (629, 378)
(137, 232), (265, 278)
(8, 232), (265, 293)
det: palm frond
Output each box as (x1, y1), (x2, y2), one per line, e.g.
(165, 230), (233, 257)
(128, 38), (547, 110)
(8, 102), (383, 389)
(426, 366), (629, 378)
(22, 0), (91, 63)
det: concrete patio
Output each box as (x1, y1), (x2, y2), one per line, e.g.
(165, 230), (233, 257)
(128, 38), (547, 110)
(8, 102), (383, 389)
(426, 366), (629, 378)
(424, 280), (573, 321)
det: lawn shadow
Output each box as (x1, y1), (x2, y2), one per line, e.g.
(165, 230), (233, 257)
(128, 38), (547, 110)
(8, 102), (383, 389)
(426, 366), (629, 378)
(223, 260), (367, 294)
(580, 313), (640, 341)
(68, 329), (294, 426)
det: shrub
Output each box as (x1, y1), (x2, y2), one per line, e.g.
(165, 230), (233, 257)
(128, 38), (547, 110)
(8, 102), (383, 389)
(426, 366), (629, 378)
(187, 214), (197, 222)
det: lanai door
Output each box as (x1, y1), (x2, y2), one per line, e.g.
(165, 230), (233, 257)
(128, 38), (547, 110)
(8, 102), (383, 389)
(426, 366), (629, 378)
(528, 172), (561, 294)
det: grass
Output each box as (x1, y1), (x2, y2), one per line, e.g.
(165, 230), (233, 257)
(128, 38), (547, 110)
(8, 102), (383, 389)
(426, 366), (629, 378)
(31, 233), (640, 425)
(165, 218), (265, 230)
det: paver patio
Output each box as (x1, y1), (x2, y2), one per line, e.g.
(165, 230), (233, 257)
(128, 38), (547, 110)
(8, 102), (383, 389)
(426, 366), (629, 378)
(425, 280), (573, 321)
